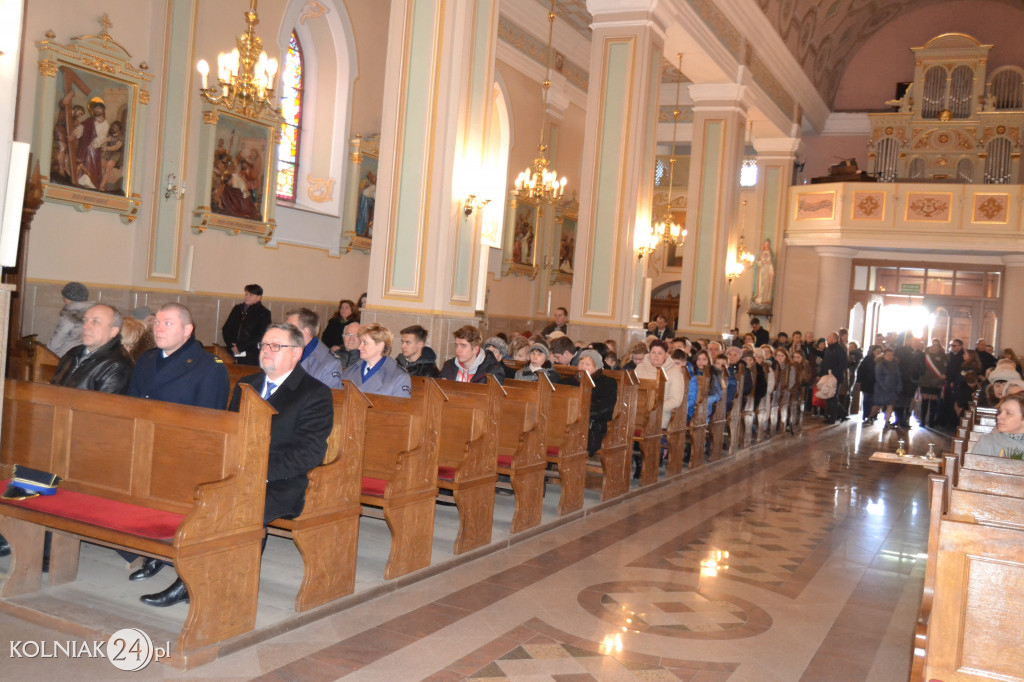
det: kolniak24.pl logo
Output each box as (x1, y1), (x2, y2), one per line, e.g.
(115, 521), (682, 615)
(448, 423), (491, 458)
(10, 628), (170, 671)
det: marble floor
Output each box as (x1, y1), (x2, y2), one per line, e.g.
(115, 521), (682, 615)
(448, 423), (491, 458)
(0, 416), (942, 681)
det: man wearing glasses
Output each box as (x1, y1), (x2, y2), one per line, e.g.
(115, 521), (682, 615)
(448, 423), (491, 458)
(139, 323), (333, 607)
(337, 320), (361, 370)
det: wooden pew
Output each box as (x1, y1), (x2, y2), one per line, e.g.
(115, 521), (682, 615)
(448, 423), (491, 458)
(22, 337), (60, 383)
(664, 364), (690, 476)
(423, 377), (502, 554)
(359, 379), (445, 579)
(498, 377), (554, 533)
(756, 366), (773, 442)
(632, 369), (666, 486)
(688, 373), (710, 469)
(205, 343), (238, 365)
(912, 474), (1024, 682)
(0, 380), (273, 658)
(587, 369), (637, 500)
(267, 382), (370, 611)
(727, 364), (746, 456)
(767, 366), (781, 437)
(708, 374), (727, 463)
(545, 372), (591, 515)
(944, 454), (1024, 502)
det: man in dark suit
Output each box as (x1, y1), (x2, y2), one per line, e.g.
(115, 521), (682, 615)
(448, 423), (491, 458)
(139, 323), (334, 607)
(128, 302), (229, 410)
(221, 283), (272, 365)
(651, 315), (671, 340)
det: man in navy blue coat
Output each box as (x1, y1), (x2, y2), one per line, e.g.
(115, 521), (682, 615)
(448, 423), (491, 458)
(127, 302), (229, 410)
(123, 302), (229, 587)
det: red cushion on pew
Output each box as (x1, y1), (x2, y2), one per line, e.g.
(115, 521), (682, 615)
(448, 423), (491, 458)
(496, 454), (513, 468)
(546, 446), (560, 455)
(634, 428), (643, 437)
(0, 482), (183, 540)
(361, 476), (388, 497)
(437, 466), (457, 481)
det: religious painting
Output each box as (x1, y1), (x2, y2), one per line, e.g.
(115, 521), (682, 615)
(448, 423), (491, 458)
(209, 114), (271, 222)
(502, 194), (539, 278)
(50, 65), (132, 195)
(748, 238), (775, 317)
(32, 24), (151, 222)
(794, 191), (835, 220)
(972, 193), (1010, 224)
(192, 104), (281, 243)
(905, 192), (952, 222)
(341, 133), (379, 253)
(850, 191), (886, 221)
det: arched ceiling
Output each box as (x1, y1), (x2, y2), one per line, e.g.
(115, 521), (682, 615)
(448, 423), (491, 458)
(756, 0), (1024, 106)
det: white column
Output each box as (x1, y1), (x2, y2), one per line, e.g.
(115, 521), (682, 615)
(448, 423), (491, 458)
(813, 246), (857, 336)
(1001, 254), (1024, 348)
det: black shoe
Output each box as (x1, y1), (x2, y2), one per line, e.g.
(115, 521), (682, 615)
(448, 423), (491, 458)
(129, 557), (165, 581)
(140, 578), (189, 607)
(0, 537), (9, 558)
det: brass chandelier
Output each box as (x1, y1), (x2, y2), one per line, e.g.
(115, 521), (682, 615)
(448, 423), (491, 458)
(196, 0), (280, 120)
(514, 0), (567, 203)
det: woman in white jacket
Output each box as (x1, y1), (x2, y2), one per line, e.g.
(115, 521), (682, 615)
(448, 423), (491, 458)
(633, 339), (685, 429)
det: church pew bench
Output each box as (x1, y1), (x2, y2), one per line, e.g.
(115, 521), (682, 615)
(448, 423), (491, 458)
(943, 454), (1024, 505)
(498, 377), (554, 533)
(266, 382), (370, 611)
(708, 374), (728, 463)
(359, 379), (445, 579)
(632, 369), (665, 486)
(586, 369), (637, 501)
(726, 364), (747, 455)
(419, 377), (501, 554)
(0, 379), (273, 659)
(25, 338), (60, 384)
(664, 364), (690, 476)
(755, 367), (773, 443)
(544, 372), (591, 516)
(912, 474), (1024, 682)
(688, 373), (710, 470)
(766, 367), (781, 438)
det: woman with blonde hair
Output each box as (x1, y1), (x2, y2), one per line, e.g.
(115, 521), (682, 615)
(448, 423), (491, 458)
(341, 322), (411, 397)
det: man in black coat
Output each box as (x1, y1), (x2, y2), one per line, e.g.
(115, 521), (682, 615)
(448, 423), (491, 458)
(750, 318), (770, 347)
(140, 323), (333, 608)
(438, 324), (506, 384)
(51, 304), (133, 393)
(221, 283), (272, 365)
(819, 332), (849, 424)
(128, 303), (229, 411)
(398, 324), (440, 377)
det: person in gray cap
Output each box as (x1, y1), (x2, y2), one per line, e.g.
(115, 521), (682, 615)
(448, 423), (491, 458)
(482, 336), (509, 363)
(514, 342), (560, 384)
(47, 281), (94, 357)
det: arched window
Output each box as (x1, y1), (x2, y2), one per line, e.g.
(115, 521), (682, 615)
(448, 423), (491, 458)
(276, 31), (304, 203)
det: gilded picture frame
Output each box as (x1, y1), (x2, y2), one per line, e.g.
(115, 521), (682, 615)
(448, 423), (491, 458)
(551, 194), (578, 284)
(341, 133), (379, 253)
(32, 26), (151, 223)
(192, 104), (281, 243)
(503, 193), (539, 278)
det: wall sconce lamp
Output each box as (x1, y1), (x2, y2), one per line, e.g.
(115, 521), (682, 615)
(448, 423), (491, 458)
(165, 173), (186, 200)
(463, 194), (491, 217)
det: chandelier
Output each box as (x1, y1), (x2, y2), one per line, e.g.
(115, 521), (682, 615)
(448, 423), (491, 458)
(195, 0), (280, 120)
(638, 54), (687, 259)
(514, 0), (567, 203)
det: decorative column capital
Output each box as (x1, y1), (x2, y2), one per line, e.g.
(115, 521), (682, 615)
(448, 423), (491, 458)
(587, 0), (672, 37)
(754, 137), (801, 159)
(687, 83), (746, 108)
(814, 246), (857, 259)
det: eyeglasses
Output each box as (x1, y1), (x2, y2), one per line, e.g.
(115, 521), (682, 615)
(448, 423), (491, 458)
(343, 333), (358, 338)
(257, 342), (301, 352)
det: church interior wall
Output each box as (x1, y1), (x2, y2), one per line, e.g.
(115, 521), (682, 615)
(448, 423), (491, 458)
(16, 0), (390, 343)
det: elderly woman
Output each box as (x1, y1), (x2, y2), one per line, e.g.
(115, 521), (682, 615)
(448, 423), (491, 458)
(341, 323), (411, 397)
(561, 349), (617, 457)
(972, 394), (1024, 458)
(634, 339), (684, 429)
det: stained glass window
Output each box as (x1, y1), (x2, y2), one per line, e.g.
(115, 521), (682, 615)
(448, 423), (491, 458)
(276, 31), (303, 202)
